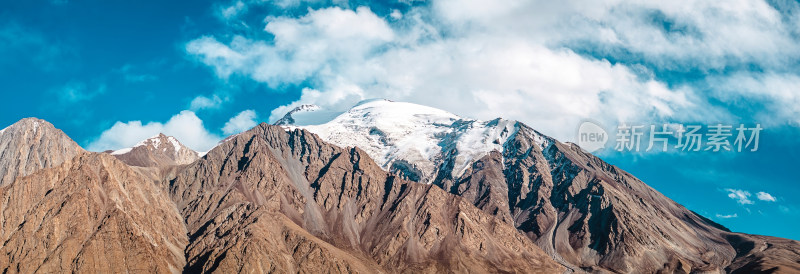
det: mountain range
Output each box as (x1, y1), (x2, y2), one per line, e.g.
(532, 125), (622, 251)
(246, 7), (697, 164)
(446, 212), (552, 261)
(1, 100), (798, 273)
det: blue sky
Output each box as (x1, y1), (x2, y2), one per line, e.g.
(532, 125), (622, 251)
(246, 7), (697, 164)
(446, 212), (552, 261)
(2, 0), (799, 240)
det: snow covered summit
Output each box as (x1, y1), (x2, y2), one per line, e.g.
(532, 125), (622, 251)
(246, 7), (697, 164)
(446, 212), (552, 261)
(279, 99), (551, 183)
(110, 133), (199, 167)
(274, 104), (342, 126)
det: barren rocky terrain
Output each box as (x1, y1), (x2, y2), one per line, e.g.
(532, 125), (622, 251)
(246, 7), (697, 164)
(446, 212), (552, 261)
(0, 117), (798, 273)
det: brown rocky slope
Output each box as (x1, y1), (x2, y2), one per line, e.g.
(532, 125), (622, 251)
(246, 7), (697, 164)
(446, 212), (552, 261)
(0, 152), (188, 273)
(2, 116), (799, 273)
(284, 101), (800, 273)
(0, 118), (84, 187)
(431, 121), (800, 273)
(0, 119), (563, 273)
(110, 133), (199, 167)
(167, 123), (563, 273)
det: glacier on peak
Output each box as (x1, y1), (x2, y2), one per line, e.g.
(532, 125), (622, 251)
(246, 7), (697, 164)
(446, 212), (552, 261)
(274, 104), (342, 126)
(279, 99), (551, 183)
(111, 133), (192, 156)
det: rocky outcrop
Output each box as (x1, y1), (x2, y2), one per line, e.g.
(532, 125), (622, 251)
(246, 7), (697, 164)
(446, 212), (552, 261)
(168, 123), (564, 273)
(0, 153), (188, 274)
(111, 133), (199, 167)
(2, 113), (799, 274)
(274, 104), (321, 126)
(280, 100), (800, 273)
(441, 122), (800, 273)
(725, 234), (800, 273)
(0, 118), (84, 186)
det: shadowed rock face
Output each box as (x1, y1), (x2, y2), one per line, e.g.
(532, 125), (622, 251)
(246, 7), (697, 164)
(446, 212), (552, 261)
(0, 153), (188, 274)
(2, 115), (799, 274)
(0, 118), (84, 187)
(278, 101), (798, 272)
(432, 122), (800, 273)
(168, 123), (563, 273)
(111, 133), (199, 167)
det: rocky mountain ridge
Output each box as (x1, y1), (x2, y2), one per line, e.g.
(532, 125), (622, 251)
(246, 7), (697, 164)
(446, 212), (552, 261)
(1, 108), (799, 273)
(0, 118), (84, 187)
(282, 100), (800, 273)
(110, 133), (199, 167)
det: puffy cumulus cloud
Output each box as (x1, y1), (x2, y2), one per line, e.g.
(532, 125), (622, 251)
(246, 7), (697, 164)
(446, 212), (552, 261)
(87, 111), (222, 152)
(187, 6), (394, 87)
(186, 1), (800, 140)
(757, 191), (777, 202)
(268, 84), (365, 122)
(189, 94), (225, 111)
(726, 189), (754, 205)
(220, 0), (247, 19)
(430, 0), (800, 70)
(708, 72), (800, 126)
(222, 109), (259, 134)
(723, 189), (779, 205)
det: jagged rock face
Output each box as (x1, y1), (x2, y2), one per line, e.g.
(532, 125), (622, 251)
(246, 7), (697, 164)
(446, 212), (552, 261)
(111, 133), (199, 167)
(274, 104), (322, 126)
(444, 123), (800, 273)
(296, 100), (528, 184)
(0, 153), (188, 274)
(281, 100), (800, 273)
(726, 234), (800, 273)
(0, 118), (84, 186)
(2, 110), (800, 274)
(168, 123), (563, 273)
(496, 125), (738, 272)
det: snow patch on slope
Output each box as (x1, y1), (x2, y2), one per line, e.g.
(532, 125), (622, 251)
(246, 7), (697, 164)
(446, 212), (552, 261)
(167, 136), (181, 151)
(110, 147), (133, 155)
(286, 99), (545, 183)
(274, 104), (342, 126)
(111, 134), (192, 156)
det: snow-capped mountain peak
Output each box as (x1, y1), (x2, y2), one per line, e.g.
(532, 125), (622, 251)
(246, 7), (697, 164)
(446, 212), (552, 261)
(283, 99), (550, 183)
(274, 104), (334, 126)
(111, 133), (177, 155)
(110, 133), (199, 167)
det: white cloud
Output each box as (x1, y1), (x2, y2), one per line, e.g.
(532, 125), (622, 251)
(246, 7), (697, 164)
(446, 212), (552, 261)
(220, 1), (247, 19)
(54, 81), (105, 103)
(188, 6), (394, 88)
(725, 189), (754, 205)
(186, 1), (800, 141)
(715, 213), (738, 219)
(389, 9), (402, 20)
(117, 64), (157, 83)
(186, 36), (247, 80)
(88, 111), (222, 152)
(430, 0), (800, 71)
(708, 72), (800, 126)
(222, 109), (258, 135)
(189, 94), (224, 111)
(756, 191), (777, 202)
(188, 6), (703, 140)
